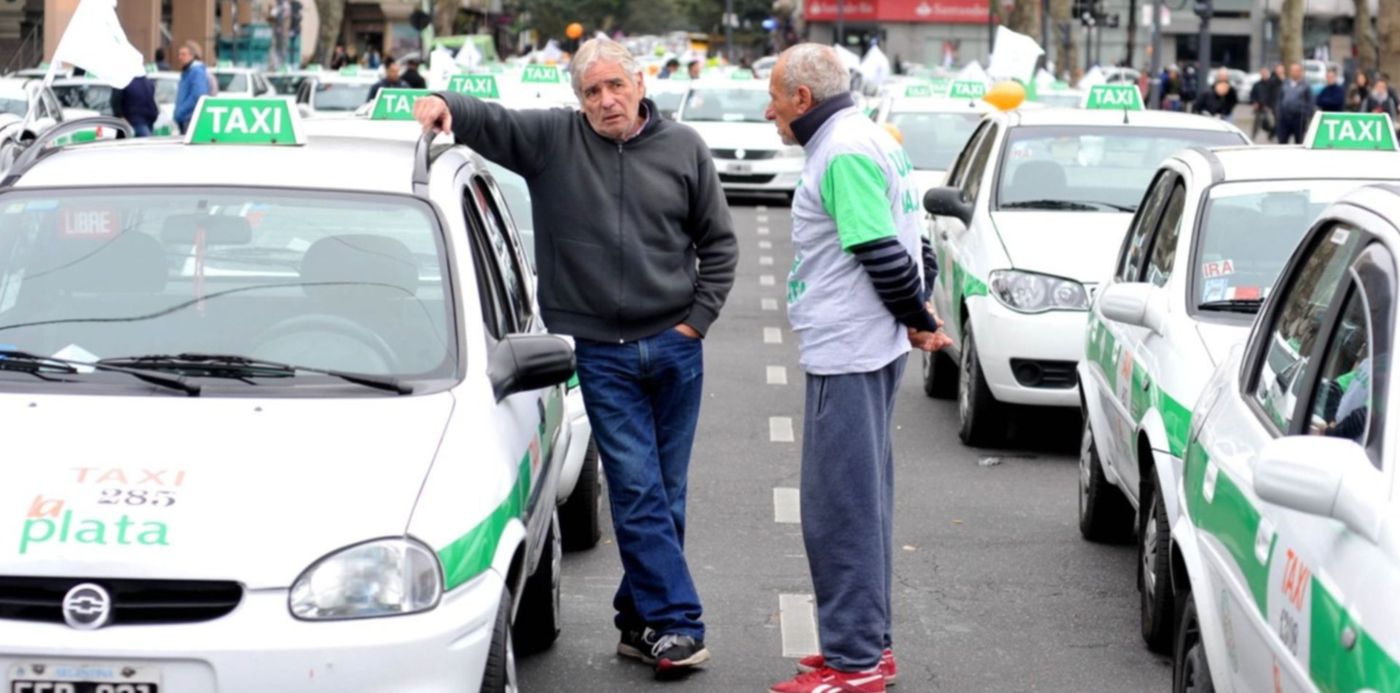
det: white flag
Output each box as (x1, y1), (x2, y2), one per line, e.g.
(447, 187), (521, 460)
(455, 39), (483, 69)
(986, 26), (1044, 83)
(955, 60), (992, 85)
(49, 0), (144, 89)
(859, 44), (891, 88)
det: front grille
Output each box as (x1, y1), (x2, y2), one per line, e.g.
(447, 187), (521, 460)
(719, 173), (777, 184)
(1010, 359), (1078, 389)
(0, 576), (243, 625)
(711, 148), (778, 160)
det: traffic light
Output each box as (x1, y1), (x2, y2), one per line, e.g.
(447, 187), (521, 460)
(290, 0), (303, 36)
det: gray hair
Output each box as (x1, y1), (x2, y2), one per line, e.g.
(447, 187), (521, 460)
(181, 40), (203, 61)
(778, 44), (850, 103)
(570, 38), (641, 96)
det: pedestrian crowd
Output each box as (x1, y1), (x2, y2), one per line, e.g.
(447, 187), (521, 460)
(1243, 62), (1398, 144)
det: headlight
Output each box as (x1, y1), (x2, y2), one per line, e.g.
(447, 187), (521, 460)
(988, 270), (1089, 313)
(289, 537), (442, 620)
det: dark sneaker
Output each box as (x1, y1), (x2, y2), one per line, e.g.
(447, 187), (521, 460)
(617, 627), (660, 663)
(651, 633), (710, 678)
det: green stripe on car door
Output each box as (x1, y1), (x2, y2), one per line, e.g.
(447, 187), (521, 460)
(437, 454), (532, 590)
(1183, 440), (1275, 612)
(1310, 580), (1400, 692)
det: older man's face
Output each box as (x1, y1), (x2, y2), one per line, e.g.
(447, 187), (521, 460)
(765, 60), (812, 146)
(1290, 64), (1304, 82)
(579, 59), (644, 141)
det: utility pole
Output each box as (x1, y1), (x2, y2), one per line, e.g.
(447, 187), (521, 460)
(1041, 0), (1050, 61)
(1196, 0), (1212, 70)
(837, 0), (845, 47)
(725, 0), (735, 62)
(1149, 0), (1162, 106)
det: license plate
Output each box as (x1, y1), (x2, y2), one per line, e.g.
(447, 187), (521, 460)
(10, 663), (160, 693)
(727, 162), (752, 174)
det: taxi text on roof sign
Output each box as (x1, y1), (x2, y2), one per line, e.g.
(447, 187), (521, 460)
(371, 88), (432, 120)
(904, 83), (934, 98)
(448, 73), (500, 99)
(185, 97), (304, 145)
(949, 80), (987, 100)
(521, 64), (561, 84)
(1304, 112), (1399, 151)
(1084, 84), (1144, 110)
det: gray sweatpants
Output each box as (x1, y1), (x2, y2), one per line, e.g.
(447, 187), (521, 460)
(801, 354), (905, 672)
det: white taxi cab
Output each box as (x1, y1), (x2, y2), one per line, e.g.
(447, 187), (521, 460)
(875, 85), (993, 199)
(678, 77), (804, 195)
(0, 96), (581, 692)
(1078, 111), (1400, 655)
(209, 65), (274, 98)
(50, 76), (179, 137)
(921, 85), (1249, 445)
(1170, 178), (1400, 693)
(293, 68), (381, 119)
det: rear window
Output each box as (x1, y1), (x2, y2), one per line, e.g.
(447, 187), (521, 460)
(888, 110), (981, 171)
(215, 72), (248, 92)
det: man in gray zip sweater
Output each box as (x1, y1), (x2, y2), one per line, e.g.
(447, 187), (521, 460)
(415, 38), (736, 678)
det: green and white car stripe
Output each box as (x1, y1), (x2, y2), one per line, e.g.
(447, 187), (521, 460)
(438, 454), (532, 591)
(1084, 314), (1193, 456)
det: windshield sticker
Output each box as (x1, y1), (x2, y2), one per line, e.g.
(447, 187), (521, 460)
(1203, 278), (1230, 303)
(1201, 259), (1235, 278)
(1330, 227), (1351, 245)
(1228, 286), (1262, 300)
(59, 207), (120, 239)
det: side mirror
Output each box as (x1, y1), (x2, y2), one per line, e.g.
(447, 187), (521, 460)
(1252, 436), (1385, 543)
(488, 334), (575, 400)
(1098, 282), (1168, 334)
(924, 187), (972, 227)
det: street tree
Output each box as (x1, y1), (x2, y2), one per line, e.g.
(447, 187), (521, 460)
(1279, 0), (1304, 65)
(1006, 0), (1042, 44)
(1380, 0), (1400, 78)
(1356, 0), (1377, 72)
(312, 0), (345, 65)
(1049, 0), (1078, 80)
(434, 0), (459, 37)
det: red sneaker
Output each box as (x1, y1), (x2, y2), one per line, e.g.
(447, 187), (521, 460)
(797, 650), (898, 685)
(770, 666), (887, 693)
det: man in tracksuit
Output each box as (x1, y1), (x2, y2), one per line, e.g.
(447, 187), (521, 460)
(414, 38), (736, 678)
(764, 44), (951, 693)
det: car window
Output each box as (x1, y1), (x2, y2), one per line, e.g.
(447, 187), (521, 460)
(1144, 182), (1186, 287)
(888, 111), (981, 171)
(1194, 180), (1365, 311)
(463, 191), (510, 340)
(313, 82), (374, 111)
(680, 87), (768, 122)
(216, 72), (248, 92)
(1251, 223), (1362, 431)
(996, 126), (1245, 212)
(153, 77), (179, 104)
(945, 121), (989, 188)
(1306, 288), (1378, 453)
(484, 162), (534, 270)
(961, 124), (999, 202)
(471, 178), (530, 331)
(0, 96), (27, 118)
(1118, 171), (1175, 282)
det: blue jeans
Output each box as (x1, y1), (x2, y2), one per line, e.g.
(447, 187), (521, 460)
(130, 121), (153, 137)
(574, 327), (706, 639)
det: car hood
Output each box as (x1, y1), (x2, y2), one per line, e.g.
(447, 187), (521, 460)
(0, 392), (454, 589)
(683, 120), (787, 151)
(1195, 319), (1253, 368)
(989, 211), (1132, 283)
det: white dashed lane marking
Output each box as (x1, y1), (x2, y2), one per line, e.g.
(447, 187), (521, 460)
(773, 487), (800, 523)
(764, 327), (783, 344)
(767, 365), (788, 385)
(758, 226), (770, 235)
(759, 256), (774, 266)
(779, 593), (819, 658)
(760, 274), (775, 286)
(769, 416), (794, 443)
(762, 298), (779, 311)
(759, 240), (773, 249)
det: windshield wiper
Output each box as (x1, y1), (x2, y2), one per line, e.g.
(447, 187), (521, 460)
(1198, 298), (1265, 313)
(98, 353), (413, 395)
(1082, 200), (1137, 212)
(1000, 199), (1101, 211)
(0, 349), (200, 395)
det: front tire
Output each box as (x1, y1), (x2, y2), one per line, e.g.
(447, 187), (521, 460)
(1141, 476), (1175, 653)
(1173, 594), (1215, 693)
(513, 510), (562, 654)
(922, 348), (957, 399)
(957, 320), (1004, 445)
(560, 440), (602, 551)
(480, 590), (519, 693)
(1077, 418), (1133, 543)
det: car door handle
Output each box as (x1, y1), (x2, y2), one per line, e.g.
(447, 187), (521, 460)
(939, 230), (949, 241)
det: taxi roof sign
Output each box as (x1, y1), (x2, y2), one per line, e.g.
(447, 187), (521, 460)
(948, 80), (987, 100)
(1304, 112), (1399, 151)
(521, 64), (561, 84)
(338, 65), (360, 77)
(185, 97), (303, 145)
(904, 83), (934, 98)
(370, 88), (432, 120)
(447, 73), (500, 99)
(1084, 84), (1143, 110)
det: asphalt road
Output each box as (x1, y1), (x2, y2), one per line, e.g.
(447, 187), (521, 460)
(519, 195), (1171, 692)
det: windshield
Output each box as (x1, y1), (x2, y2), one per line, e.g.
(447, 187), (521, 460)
(0, 188), (455, 385)
(215, 72), (248, 92)
(1193, 180), (1371, 310)
(1036, 92), (1084, 109)
(997, 126), (1245, 212)
(681, 87), (769, 123)
(0, 97), (26, 117)
(153, 77), (179, 104)
(268, 75), (305, 95)
(484, 162), (534, 270)
(888, 111), (980, 170)
(53, 84), (114, 115)
(314, 82), (374, 111)
(653, 90), (686, 119)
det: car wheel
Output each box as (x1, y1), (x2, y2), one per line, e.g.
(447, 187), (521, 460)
(512, 509), (562, 654)
(1173, 594), (1215, 693)
(957, 320), (1004, 445)
(922, 348), (957, 399)
(560, 440), (602, 552)
(480, 589), (520, 693)
(1141, 476), (1175, 653)
(1077, 418), (1133, 543)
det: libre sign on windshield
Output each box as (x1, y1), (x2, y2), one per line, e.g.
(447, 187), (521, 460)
(1304, 112), (1399, 151)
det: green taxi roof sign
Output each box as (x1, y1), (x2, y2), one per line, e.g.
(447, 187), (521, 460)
(730, 70), (754, 80)
(1304, 112), (1398, 151)
(447, 73), (500, 99)
(521, 64), (561, 84)
(1084, 84), (1143, 110)
(185, 97), (303, 145)
(904, 83), (934, 98)
(338, 65), (360, 77)
(948, 80), (987, 100)
(370, 88), (432, 120)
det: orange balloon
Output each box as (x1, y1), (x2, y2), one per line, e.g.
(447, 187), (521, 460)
(982, 80), (1026, 111)
(566, 22), (584, 40)
(882, 123), (903, 144)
